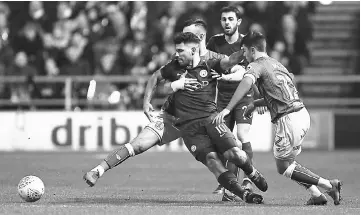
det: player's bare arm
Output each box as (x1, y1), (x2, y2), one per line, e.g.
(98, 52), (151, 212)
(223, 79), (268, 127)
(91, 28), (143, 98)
(219, 49), (244, 70)
(143, 69), (165, 122)
(212, 64), (246, 81)
(213, 76), (253, 125)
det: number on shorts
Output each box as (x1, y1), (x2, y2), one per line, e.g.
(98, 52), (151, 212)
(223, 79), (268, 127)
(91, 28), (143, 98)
(241, 105), (248, 120)
(276, 75), (299, 100)
(215, 123), (228, 135)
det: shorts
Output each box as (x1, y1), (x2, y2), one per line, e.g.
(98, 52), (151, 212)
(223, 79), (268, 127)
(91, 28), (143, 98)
(145, 111), (181, 145)
(218, 94), (253, 131)
(273, 107), (310, 160)
(223, 102), (253, 131)
(180, 113), (238, 163)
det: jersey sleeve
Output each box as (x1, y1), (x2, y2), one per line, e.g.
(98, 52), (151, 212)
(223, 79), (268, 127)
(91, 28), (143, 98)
(159, 64), (169, 80)
(159, 60), (175, 81)
(244, 62), (264, 84)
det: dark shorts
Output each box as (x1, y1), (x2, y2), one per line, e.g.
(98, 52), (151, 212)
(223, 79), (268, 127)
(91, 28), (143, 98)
(217, 98), (253, 131)
(180, 113), (238, 163)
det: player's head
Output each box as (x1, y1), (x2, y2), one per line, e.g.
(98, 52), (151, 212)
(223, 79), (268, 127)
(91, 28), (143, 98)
(173, 32), (201, 66)
(182, 19), (207, 42)
(220, 6), (242, 36)
(241, 31), (267, 62)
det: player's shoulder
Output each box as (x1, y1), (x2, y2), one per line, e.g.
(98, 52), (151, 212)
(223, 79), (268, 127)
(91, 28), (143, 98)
(160, 58), (180, 73)
(208, 33), (225, 43)
(246, 61), (263, 72)
(210, 33), (225, 39)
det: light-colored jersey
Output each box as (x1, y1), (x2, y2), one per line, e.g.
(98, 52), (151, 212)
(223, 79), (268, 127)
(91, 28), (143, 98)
(244, 56), (304, 123)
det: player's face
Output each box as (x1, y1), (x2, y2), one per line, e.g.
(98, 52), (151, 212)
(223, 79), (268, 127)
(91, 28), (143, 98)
(175, 43), (194, 66)
(221, 12), (240, 36)
(242, 45), (254, 62)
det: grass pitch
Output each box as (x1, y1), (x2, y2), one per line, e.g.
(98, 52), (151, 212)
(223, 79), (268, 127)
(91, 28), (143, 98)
(0, 150), (359, 215)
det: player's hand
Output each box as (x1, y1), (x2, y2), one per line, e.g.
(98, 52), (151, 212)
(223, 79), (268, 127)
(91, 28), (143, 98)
(183, 78), (200, 91)
(213, 109), (230, 125)
(211, 70), (221, 79)
(143, 102), (156, 122)
(256, 106), (267, 115)
(244, 103), (255, 119)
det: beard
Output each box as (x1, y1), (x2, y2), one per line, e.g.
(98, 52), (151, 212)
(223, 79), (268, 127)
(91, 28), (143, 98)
(223, 26), (238, 36)
(177, 58), (190, 67)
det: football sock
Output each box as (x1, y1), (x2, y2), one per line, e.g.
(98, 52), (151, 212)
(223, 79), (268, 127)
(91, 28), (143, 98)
(104, 143), (135, 169)
(226, 161), (240, 178)
(217, 171), (249, 200)
(91, 165), (105, 177)
(283, 162), (320, 186)
(242, 142), (253, 163)
(234, 151), (254, 175)
(241, 142), (252, 181)
(242, 178), (252, 184)
(317, 178), (332, 190)
(307, 185), (323, 197)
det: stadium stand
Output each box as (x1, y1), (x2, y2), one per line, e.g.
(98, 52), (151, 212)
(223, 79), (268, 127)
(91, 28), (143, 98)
(0, 1), (358, 111)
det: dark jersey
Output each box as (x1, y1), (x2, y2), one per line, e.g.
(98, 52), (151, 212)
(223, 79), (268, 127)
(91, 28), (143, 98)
(244, 56), (305, 123)
(207, 33), (253, 107)
(160, 51), (225, 125)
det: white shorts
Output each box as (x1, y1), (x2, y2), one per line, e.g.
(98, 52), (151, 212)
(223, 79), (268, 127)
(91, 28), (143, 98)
(145, 111), (181, 145)
(273, 108), (310, 160)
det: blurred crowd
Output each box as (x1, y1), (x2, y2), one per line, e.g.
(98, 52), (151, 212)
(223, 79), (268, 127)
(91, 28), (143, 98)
(0, 1), (315, 110)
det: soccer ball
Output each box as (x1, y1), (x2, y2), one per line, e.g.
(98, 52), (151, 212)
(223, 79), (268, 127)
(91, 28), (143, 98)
(17, 176), (45, 202)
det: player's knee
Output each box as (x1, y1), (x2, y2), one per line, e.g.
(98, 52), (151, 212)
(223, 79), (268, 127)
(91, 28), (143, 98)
(276, 165), (287, 175)
(130, 140), (153, 155)
(129, 141), (142, 155)
(275, 160), (290, 175)
(223, 147), (247, 164)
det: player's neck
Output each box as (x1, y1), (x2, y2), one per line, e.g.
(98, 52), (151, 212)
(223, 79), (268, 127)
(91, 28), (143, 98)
(224, 31), (239, 44)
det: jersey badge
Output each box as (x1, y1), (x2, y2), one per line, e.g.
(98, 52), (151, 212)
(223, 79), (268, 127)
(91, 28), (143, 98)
(199, 70), (208, 78)
(155, 121), (164, 131)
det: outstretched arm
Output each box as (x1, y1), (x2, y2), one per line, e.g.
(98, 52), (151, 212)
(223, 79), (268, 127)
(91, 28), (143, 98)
(143, 69), (164, 122)
(219, 49), (244, 71)
(212, 76), (253, 125)
(254, 98), (266, 107)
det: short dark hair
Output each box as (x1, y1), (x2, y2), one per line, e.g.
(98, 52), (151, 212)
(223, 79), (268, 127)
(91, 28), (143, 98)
(173, 32), (201, 45)
(241, 31), (266, 52)
(183, 18), (208, 31)
(220, 6), (242, 19)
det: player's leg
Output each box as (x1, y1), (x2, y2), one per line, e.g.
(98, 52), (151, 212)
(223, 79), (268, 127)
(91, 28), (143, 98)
(235, 123), (253, 190)
(234, 102), (255, 191)
(181, 130), (263, 204)
(274, 108), (342, 205)
(213, 112), (236, 194)
(83, 119), (173, 187)
(206, 117), (268, 192)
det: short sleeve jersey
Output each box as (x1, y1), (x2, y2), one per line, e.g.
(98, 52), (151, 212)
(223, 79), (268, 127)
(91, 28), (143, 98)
(160, 51), (226, 125)
(244, 56), (305, 123)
